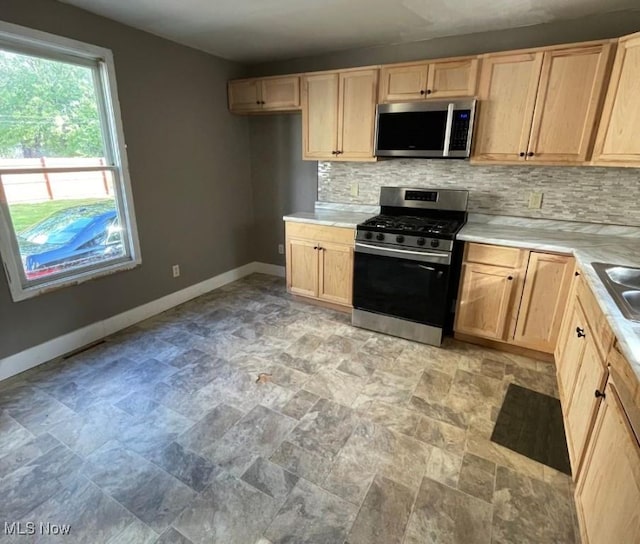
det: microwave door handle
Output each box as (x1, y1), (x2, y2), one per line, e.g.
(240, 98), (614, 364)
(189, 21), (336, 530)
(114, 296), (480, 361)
(442, 103), (454, 157)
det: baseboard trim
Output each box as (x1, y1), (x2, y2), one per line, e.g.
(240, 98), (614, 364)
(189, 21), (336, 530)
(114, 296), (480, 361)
(0, 261), (285, 382)
(453, 332), (555, 363)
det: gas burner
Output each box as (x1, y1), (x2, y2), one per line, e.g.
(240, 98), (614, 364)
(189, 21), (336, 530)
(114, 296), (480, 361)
(360, 214), (461, 237)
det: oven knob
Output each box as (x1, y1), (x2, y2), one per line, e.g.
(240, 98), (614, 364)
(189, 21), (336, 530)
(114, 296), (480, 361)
(417, 238), (426, 246)
(376, 233), (385, 241)
(396, 235), (404, 243)
(364, 231), (373, 240)
(430, 239), (440, 248)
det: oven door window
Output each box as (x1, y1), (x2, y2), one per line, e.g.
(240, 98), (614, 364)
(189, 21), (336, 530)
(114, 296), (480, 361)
(377, 111), (447, 152)
(353, 251), (450, 326)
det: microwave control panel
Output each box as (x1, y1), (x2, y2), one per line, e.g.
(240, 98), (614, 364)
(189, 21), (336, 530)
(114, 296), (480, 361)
(450, 110), (471, 151)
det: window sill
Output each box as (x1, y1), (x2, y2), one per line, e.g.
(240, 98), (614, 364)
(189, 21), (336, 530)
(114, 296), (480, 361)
(8, 257), (142, 302)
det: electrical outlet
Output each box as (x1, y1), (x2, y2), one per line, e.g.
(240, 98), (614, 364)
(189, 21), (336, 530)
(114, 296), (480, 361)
(172, 264), (180, 278)
(350, 181), (359, 197)
(278, 244), (284, 255)
(528, 192), (543, 209)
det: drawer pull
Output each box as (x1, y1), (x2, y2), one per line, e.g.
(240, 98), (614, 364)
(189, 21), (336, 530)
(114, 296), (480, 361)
(576, 327), (586, 338)
(594, 389), (606, 399)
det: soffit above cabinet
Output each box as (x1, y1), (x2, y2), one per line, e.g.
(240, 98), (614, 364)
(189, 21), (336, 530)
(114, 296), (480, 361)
(60, 0), (640, 62)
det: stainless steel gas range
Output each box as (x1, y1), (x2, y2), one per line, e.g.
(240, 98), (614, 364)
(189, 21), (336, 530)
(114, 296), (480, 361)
(352, 187), (468, 346)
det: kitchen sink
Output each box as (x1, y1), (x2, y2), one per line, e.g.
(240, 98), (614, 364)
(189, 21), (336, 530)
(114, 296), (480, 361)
(605, 267), (640, 290)
(592, 262), (640, 322)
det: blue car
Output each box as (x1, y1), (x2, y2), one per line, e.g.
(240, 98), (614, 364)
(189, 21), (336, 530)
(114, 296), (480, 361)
(18, 202), (124, 280)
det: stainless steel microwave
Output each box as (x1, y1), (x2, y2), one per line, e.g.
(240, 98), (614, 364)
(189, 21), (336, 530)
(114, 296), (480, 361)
(375, 99), (477, 159)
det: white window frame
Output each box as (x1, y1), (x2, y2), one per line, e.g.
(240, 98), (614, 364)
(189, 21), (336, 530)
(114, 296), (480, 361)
(0, 21), (141, 302)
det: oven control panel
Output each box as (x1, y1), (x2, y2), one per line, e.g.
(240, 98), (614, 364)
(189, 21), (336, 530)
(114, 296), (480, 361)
(405, 190), (438, 202)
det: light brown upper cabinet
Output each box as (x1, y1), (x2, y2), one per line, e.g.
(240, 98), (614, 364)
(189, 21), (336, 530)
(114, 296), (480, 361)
(592, 32), (640, 166)
(472, 42), (615, 165)
(228, 75), (300, 113)
(379, 57), (478, 102)
(302, 68), (378, 161)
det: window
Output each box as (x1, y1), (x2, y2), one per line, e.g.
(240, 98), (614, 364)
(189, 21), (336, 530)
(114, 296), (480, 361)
(0, 21), (140, 301)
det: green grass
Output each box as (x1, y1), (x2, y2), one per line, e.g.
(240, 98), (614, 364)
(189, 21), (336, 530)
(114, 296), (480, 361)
(8, 198), (112, 233)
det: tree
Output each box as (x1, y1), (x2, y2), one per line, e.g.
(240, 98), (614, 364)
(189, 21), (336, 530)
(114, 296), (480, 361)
(0, 50), (103, 159)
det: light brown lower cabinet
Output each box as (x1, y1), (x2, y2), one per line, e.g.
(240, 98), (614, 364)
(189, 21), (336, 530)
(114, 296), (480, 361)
(285, 222), (354, 308)
(454, 242), (574, 355)
(575, 379), (640, 544)
(563, 335), (607, 473)
(555, 268), (614, 476)
(555, 269), (640, 543)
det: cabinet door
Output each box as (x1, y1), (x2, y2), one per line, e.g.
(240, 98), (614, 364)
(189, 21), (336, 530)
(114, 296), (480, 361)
(556, 301), (589, 405)
(527, 44), (614, 164)
(593, 32), (640, 166)
(575, 381), (640, 544)
(472, 52), (543, 162)
(455, 263), (521, 341)
(512, 253), (575, 352)
(286, 238), (318, 298)
(261, 76), (300, 110)
(554, 271), (581, 365)
(426, 58), (479, 99)
(379, 63), (429, 102)
(337, 69), (378, 160)
(228, 79), (261, 112)
(318, 242), (353, 306)
(565, 337), (607, 475)
(302, 73), (339, 159)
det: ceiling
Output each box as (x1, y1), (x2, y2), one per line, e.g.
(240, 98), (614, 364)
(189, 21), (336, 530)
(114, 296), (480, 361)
(59, 0), (638, 63)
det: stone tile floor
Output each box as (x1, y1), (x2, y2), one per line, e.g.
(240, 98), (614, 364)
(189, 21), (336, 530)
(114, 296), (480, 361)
(0, 274), (579, 543)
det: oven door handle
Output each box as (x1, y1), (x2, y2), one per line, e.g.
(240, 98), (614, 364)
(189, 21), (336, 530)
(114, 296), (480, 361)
(355, 242), (452, 265)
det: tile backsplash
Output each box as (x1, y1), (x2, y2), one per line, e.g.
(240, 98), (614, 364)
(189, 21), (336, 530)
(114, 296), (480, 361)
(318, 160), (640, 226)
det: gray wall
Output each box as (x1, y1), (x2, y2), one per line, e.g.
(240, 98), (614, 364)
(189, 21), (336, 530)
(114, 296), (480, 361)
(0, 0), (253, 358)
(248, 9), (640, 76)
(249, 115), (317, 266)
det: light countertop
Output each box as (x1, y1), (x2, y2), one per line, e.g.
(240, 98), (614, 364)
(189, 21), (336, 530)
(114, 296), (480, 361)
(283, 210), (374, 229)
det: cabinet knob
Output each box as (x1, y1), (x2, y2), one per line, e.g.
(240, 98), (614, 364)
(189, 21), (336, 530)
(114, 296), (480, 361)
(426, 89), (432, 95)
(420, 90), (426, 95)
(575, 271), (580, 277)
(594, 389), (606, 399)
(256, 101), (261, 105)
(507, 276), (513, 280)
(519, 152), (525, 157)
(313, 246), (318, 250)
(527, 151), (535, 157)
(336, 150), (343, 155)
(576, 327), (586, 338)
(331, 150), (338, 155)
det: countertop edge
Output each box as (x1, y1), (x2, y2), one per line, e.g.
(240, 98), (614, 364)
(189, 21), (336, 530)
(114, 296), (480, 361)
(283, 211), (370, 229)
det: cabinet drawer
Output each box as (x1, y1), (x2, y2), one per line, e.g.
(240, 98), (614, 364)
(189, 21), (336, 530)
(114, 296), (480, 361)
(577, 279), (614, 357)
(465, 243), (526, 268)
(285, 222), (355, 246)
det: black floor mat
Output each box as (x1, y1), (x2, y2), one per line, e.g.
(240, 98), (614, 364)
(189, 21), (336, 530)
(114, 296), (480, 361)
(491, 383), (571, 475)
